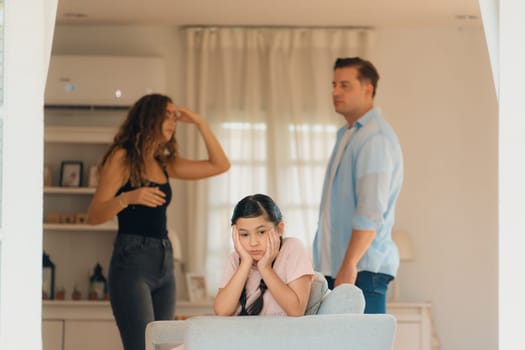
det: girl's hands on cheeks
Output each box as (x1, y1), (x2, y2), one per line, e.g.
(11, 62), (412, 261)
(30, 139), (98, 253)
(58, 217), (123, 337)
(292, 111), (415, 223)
(257, 229), (280, 270)
(124, 186), (166, 207)
(232, 225), (253, 266)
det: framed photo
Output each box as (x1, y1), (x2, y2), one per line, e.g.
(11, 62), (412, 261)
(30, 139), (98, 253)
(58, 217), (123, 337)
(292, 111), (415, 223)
(88, 165), (99, 188)
(59, 161), (83, 187)
(186, 273), (208, 302)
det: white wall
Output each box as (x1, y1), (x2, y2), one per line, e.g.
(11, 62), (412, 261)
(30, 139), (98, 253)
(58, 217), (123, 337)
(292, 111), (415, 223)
(1, 1), (57, 349)
(371, 26), (498, 350)
(51, 23), (498, 350)
(498, 1), (525, 348)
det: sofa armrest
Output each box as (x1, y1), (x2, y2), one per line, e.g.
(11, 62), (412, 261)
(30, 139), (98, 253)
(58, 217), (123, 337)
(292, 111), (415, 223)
(305, 271), (329, 315)
(317, 283), (365, 314)
(145, 320), (186, 350)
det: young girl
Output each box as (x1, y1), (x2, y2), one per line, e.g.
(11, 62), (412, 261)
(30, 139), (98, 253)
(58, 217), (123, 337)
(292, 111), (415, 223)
(214, 194), (314, 316)
(170, 194), (313, 350)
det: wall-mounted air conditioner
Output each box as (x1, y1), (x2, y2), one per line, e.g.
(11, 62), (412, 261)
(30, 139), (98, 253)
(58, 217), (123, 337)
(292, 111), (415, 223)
(45, 55), (166, 108)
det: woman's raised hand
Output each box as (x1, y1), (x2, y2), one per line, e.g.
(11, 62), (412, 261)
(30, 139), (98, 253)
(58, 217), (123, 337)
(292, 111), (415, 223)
(174, 106), (204, 126)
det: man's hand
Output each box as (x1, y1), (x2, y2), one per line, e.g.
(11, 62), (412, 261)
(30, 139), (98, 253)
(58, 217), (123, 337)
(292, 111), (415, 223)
(335, 229), (376, 287)
(334, 264), (358, 287)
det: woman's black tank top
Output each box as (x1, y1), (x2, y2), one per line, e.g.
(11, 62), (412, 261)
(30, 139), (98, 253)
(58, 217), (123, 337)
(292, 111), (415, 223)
(116, 170), (172, 239)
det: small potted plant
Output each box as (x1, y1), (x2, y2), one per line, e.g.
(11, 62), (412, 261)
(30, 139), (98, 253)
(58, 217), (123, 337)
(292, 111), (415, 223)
(55, 286), (66, 300)
(88, 284), (98, 301)
(72, 285), (81, 300)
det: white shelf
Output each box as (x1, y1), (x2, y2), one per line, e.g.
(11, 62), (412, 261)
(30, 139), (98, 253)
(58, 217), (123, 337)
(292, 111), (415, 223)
(45, 126), (116, 144)
(44, 186), (96, 194)
(43, 300), (114, 320)
(44, 223), (117, 232)
(43, 300), (215, 320)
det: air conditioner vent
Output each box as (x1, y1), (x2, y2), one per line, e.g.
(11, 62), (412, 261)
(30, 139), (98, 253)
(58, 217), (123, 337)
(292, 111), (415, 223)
(45, 55), (166, 108)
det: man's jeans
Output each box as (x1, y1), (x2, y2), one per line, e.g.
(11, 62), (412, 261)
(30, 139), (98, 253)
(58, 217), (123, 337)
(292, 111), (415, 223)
(325, 271), (394, 314)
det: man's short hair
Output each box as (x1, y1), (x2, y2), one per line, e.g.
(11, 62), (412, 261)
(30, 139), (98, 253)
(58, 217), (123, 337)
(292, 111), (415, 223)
(334, 57), (380, 98)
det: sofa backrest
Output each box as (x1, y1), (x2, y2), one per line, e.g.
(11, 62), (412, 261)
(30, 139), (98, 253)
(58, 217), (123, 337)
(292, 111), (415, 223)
(146, 273), (368, 350)
(184, 314), (396, 350)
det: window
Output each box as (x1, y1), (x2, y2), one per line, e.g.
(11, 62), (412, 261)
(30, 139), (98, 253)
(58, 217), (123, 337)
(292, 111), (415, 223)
(205, 120), (338, 291)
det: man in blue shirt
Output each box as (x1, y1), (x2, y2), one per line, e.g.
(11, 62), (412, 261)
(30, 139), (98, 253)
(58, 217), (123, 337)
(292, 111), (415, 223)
(313, 57), (404, 313)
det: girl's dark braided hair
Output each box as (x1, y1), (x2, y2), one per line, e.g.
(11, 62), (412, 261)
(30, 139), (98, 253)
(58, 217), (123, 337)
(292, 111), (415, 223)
(231, 194), (283, 316)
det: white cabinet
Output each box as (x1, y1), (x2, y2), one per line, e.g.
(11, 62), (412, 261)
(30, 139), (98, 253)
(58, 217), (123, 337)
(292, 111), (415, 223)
(42, 301), (120, 350)
(42, 320), (64, 350)
(42, 300), (214, 350)
(43, 318), (122, 350)
(42, 300), (439, 350)
(387, 302), (439, 350)
(64, 321), (123, 350)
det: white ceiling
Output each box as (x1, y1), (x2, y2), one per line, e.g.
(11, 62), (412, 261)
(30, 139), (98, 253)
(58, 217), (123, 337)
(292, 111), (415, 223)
(56, 0), (482, 28)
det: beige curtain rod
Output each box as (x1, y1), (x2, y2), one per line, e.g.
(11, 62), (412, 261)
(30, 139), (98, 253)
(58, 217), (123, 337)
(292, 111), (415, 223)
(181, 25), (373, 30)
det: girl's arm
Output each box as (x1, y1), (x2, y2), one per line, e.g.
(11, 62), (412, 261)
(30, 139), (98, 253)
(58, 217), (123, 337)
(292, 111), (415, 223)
(258, 271), (312, 316)
(214, 226), (253, 316)
(213, 261), (251, 316)
(258, 231), (312, 316)
(87, 149), (167, 224)
(167, 107), (230, 180)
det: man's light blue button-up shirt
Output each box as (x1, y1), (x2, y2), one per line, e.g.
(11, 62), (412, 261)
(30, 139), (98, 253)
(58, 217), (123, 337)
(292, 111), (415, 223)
(313, 107), (404, 277)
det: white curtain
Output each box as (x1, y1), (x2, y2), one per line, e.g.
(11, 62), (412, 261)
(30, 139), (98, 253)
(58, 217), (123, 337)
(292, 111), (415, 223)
(181, 27), (371, 293)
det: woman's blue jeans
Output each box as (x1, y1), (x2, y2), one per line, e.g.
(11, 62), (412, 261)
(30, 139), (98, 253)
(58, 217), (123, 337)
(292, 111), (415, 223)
(325, 271), (393, 314)
(109, 234), (176, 350)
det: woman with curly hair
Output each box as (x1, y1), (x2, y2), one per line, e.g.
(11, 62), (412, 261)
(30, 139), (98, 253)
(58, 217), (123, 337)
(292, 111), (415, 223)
(87, 93), (230, 350)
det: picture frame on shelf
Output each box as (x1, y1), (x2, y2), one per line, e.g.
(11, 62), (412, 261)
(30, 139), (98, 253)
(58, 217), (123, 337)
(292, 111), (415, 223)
(186, 273), (208, 302)
(59, 161), (83, 187)
(88, 165), (99, 188)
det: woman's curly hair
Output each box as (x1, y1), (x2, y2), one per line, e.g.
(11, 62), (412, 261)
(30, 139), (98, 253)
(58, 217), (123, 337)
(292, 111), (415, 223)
(100, 93), (177, 187)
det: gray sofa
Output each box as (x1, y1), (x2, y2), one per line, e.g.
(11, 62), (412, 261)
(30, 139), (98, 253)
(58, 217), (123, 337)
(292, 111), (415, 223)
(145, 281), (397, 350)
